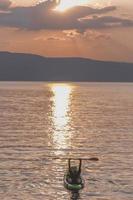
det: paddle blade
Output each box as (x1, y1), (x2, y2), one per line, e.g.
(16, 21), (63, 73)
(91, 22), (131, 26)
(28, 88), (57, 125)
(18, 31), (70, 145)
(89, 157), (99, 161)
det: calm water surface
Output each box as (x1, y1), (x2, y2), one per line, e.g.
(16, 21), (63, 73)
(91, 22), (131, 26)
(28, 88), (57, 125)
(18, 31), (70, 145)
(0, 82), (133, 200)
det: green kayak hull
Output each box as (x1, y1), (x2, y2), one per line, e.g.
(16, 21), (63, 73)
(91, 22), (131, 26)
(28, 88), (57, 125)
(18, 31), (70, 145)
(64, 175), (84, 191)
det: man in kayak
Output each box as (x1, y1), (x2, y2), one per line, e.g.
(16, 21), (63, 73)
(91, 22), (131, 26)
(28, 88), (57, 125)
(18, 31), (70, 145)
(67, 159), (82, 184)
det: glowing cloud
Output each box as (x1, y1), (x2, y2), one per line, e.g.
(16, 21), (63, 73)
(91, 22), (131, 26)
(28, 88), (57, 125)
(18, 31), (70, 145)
(55, 0), (89, 12)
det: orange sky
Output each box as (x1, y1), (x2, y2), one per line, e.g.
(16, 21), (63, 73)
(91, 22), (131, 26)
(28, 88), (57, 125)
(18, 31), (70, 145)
(0, 0), (133, 62)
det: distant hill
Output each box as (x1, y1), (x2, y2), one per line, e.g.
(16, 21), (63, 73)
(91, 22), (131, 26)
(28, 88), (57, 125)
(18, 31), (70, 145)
(0, 51), (133, 82)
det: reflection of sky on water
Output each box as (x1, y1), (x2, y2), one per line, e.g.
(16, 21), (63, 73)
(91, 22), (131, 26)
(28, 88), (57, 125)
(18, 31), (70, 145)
(50, 84), (73, 155)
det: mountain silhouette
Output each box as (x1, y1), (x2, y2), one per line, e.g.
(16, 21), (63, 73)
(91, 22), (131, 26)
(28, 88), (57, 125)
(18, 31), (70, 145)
(0, 51), (133, 81)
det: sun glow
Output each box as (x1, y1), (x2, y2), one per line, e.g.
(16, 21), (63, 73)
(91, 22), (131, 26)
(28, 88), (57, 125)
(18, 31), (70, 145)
(55, 0), (89, 12)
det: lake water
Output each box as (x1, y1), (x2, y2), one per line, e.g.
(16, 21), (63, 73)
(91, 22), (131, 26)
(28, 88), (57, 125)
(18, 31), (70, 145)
(0, 82), (133, 200)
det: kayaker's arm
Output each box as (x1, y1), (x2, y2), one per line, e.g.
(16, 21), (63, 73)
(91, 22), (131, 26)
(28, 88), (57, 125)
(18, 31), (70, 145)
(68, 159), (71, 171)
(78, 159), (82, 174)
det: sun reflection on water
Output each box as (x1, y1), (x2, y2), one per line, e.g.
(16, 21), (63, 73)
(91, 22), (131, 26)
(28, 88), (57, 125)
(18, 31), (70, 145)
(50, 83), (73, 155)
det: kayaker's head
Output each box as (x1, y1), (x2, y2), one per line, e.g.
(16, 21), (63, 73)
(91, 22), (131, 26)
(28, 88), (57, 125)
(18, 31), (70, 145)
(70, 166), (79, 177)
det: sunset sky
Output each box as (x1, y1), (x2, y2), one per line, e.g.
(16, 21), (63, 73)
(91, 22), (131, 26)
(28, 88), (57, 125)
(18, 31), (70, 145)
(0, 0), (133, 62)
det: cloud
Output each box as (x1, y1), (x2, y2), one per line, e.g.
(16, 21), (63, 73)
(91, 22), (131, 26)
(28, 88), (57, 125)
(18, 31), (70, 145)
(63, 30), (80, 38)
(0, 0), (133, 32)
(83, 30), (111, 41)
(80, 15), (133, 30)
(0, 0), (11, 10)
(35, 36), (66, 41)
(46, 36), (66, 41)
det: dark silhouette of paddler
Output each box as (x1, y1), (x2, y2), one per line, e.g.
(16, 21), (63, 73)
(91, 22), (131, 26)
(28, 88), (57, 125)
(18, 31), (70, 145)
(67, 159), (82, 184)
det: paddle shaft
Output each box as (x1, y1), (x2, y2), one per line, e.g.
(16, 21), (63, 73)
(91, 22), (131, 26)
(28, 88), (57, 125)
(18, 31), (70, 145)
(52, 157), (99, 161)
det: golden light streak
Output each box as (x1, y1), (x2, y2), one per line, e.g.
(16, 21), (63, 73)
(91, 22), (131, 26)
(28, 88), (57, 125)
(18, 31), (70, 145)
(50, 84), (73, 155)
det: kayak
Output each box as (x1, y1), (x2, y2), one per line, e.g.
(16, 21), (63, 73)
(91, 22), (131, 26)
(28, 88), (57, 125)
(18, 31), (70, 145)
(64, 174), (84, 191)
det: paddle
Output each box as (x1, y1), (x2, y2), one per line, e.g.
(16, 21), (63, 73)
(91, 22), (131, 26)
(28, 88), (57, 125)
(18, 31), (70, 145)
(51, 157), (99, 161)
